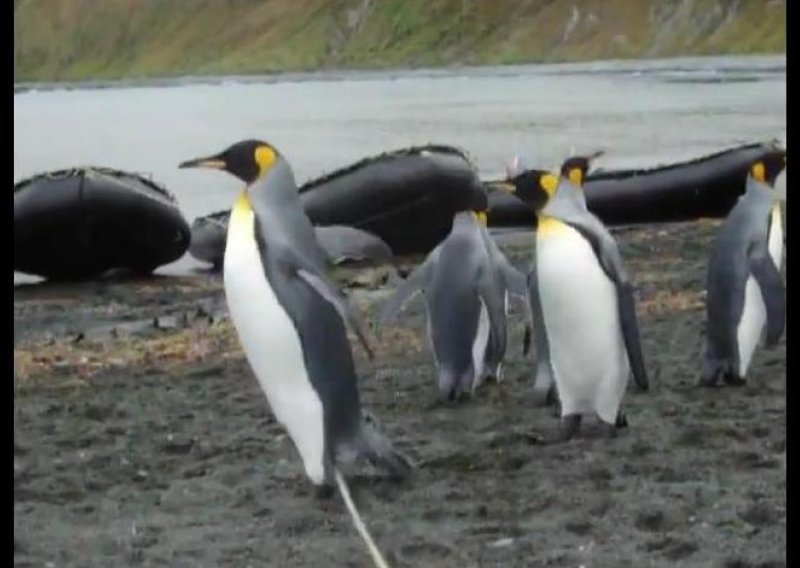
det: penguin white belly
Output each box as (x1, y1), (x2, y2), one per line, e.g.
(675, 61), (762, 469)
(471, 298), (491, 389)
(737, 278), (765, 377)
(536, 222), (629, 424)
(495, 290), (510, 381)
(223, 198), (326, 485)
(425, 313), (437, 366)
(736, 206), (784, 377)
(768, 205), (784, 266)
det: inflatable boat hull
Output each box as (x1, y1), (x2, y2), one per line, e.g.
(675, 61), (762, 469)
(299, 145), (484, 253)
(190, 214), (395, 270)
(188, 141), (785, 265)
(486, 141), (787, 227)
(15, 167), (191, 280)
(189, 145), (484, 266)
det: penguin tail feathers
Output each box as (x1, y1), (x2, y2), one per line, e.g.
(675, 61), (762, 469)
(359, 414), (413, 480)
(334, 469), (392, 568)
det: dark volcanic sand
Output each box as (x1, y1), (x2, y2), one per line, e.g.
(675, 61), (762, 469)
(14, 221), (786, 568)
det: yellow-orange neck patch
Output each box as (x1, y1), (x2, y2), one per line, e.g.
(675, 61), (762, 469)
(568, 168), (583, 187)
(751, 162), (766, 183)
(540, 173), (559, 197)
(233, 190), (252, 213)
(536, 215), (570, 237)
(254, 146), (277, 175)
(228, 190), (255, 244)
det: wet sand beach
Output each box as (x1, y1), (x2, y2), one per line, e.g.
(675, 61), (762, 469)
(14, 219), (786, 568)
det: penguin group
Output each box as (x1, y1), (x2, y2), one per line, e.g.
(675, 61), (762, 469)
(179, 138), (786, 568)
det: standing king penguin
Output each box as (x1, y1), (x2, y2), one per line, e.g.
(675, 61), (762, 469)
(379, 184), (529, 401)
(702, 152), (786, 386)
(498, 153), (649, 440)
(180, 140), (410, 568)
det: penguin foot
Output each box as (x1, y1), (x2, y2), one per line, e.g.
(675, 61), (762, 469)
(532, 383), (558, 408)
(546, 415), (581, 444)
(313, 483), (336, 501)
(615, 412), (629, 429)
(439, 388), (472, 404)
(426, 392), (472, 409)
(723, 373), (747, 387)
(483, 374), (500, 385)
(601, 423), (618, 439)
(474, 374), (504, 400)
(423, 398), (447, 410)
(532, 386), (551, 407)
(547, 386), (559, 406)
(697, 373), (721, 388)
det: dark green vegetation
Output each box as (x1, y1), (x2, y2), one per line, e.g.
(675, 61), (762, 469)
(15, 0), (785, 82)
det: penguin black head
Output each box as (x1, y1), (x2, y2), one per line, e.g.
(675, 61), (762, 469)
(750, 149), (786, 187)
(494, 166), (559, 212)
(179, 139), (280, 184)
(559, 150), (604, 187)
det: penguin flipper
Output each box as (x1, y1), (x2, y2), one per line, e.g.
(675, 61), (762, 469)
(274, 236), (378, 358)
(482, 228), (532, 352)
(477, 268), (509, 366)
(528, 254), (557, 405)
(295, 267), (378, 360)
(595, 236), (650, 391)
(483, 227), (529, 303)
(617, 283), (650, 391)
(749, 250), (786, 345)
(503, 259), (535, 347)
(571, 221), (649, 391)
(254, 216), (377, 359)
(378, 248), (439, 327)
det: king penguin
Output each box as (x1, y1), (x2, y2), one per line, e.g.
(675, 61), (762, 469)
(701, 151), (786, 386)
(180, 140), (410, 568)
(497, 153), (649, 441)
(378, 184), (529, 401)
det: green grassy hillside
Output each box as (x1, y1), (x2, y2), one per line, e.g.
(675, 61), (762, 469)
(14, 0), (785, 82)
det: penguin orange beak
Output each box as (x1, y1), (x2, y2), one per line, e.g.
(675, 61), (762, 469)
(179, 154), (227, 170)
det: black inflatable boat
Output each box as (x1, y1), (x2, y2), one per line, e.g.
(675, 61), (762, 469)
(14, 167), (191, 280)
(188, 140), (785, 266)
(188, 144), (484, 267)
(486, 140), (787, 227)
(300, 144), (484, 253)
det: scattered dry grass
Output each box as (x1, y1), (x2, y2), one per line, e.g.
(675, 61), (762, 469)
(639, 288), (705, 317)
(14, 320), (241, 386)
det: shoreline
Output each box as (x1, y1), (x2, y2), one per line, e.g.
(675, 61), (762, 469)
(13, 53), (786, 94)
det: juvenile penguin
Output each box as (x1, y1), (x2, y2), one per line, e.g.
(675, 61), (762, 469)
(701, 152), (786, 386)
(379, 188), (528, 401)
(498, 153), (649, 440)
(180, 140), (410, 568)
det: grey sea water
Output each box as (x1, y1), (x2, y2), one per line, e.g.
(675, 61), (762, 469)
(14, 55), (786, 282)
